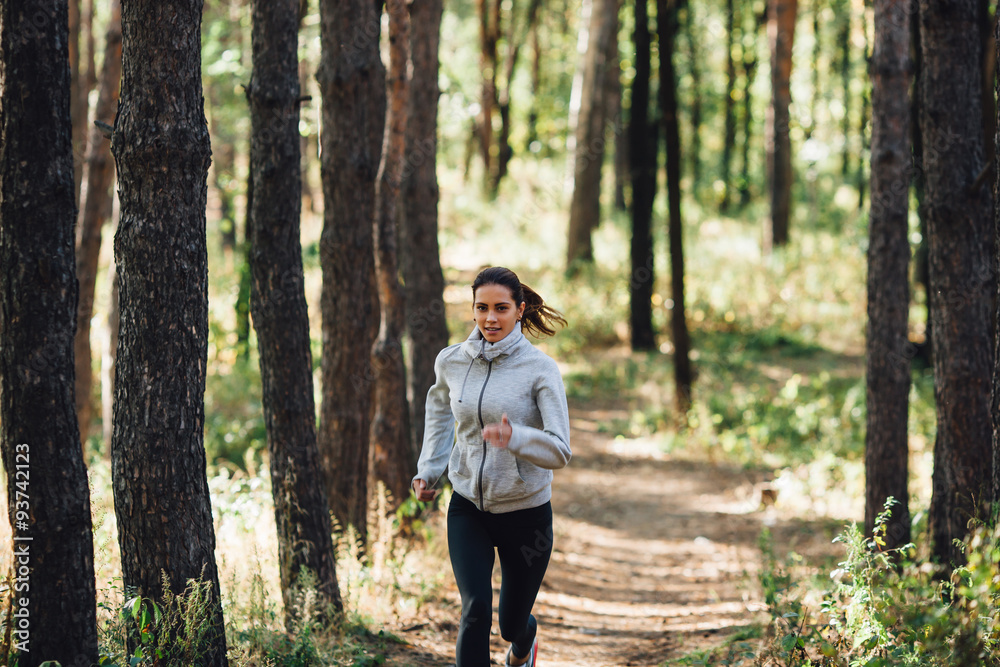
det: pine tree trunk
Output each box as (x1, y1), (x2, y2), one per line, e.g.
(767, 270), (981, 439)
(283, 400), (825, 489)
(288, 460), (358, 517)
(658, 0), (693, 414)
(740, 4), (761, 207)
(865, 0), (912, 551)
(74, 0), (122, 449)
(605, 0), (627, 212)
(566, 0), (618, 272)
(721, 0), (737, 212)
(765, 0), (797, 250)
(247, 0), (343, 625)
(994, 0), (1000, 507)
(919, 0), (995, 567)
(317, 0), (385, 542)
(496, 0), (543, 190)
(402, 0), (450, 453)
(0, 3), (99, 664)
(839, 3), (852, 178)
(110, 1), (228, 662)
(683, 2), (702, 188)
(102, 255), (120, 453)
(478, 0), (501, 190)
(630, 0), (657, 351)
(372, 0), (415, 506)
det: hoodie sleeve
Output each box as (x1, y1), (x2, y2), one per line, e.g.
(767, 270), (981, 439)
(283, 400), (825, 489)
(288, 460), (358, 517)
(506, 357), (572, 470)
(413, 348), (456, 488)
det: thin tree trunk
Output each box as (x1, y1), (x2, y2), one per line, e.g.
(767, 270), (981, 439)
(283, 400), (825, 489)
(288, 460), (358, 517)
(865, 0), (912, 551)
(402, 0), (450, 454)
(478, 0), (501, 190)
(630, 0), (657, 351)
(740, 3), (761, 207)
(526, 16), (542, 149)
(69, 0), (86, 205)
(0, 2), (99, 663)
(247, 0), (343, 625)
(765, 0), (797, 251)
(839, 2), (852, 178)
(317, 0), (385, 542)
(683, 1), (702, 187)
(721, 0), (737, 212)
(110, 0), (228, 661)
(658, 0), (693, 414)
(566, 0), (619, 273)
(808, 0), (821, 138)
(75, 0), (123, 449)
(919, 0), (995, 567)
(372, 0), (415, 506)
(911, 3), (931, 366)
(496, 0), (543, 190)
(605, 0), (627, 211)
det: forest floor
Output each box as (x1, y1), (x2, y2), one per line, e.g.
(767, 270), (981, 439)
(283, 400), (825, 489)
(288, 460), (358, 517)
(378, 397), (850, 667)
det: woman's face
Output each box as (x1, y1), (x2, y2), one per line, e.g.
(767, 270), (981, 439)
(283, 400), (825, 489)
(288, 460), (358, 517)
(474, 283), (525, 343)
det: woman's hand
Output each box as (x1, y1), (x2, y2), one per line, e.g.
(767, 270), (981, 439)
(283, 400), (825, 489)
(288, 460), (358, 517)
(482, 413), (512, 448)
(412, 478), (438, 502)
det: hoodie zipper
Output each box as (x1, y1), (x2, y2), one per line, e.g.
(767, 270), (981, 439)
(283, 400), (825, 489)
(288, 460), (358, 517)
(475, 358), (494, 512)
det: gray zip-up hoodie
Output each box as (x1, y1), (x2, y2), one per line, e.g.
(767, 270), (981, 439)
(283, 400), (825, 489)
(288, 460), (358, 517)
(413, 326), (572, 513)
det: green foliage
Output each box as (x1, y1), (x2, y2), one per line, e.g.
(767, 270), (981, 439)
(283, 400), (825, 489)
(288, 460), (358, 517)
(740, 501), (1000, 667)
(97, 573), (220, 667)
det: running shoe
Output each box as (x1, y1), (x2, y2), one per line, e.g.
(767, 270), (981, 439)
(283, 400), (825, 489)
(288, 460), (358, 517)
(505, 636), (538, 667)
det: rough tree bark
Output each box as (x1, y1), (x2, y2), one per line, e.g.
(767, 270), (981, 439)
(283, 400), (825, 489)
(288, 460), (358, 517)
(566, 0), (619, 272)
(402, 0), (450, 453)
(74, 0), (122, 448)
(630, 0), (657, 352)
(247, 0), (343, 625)
(765, 0), (797, 250)
(919, 0), (995, 567)
(317, 0), (386, 541)
(658, 0), (693, 414)
(865, 0), (912, 551)
(740, 4), (761, 207)
(372, 0), (415, 506)
(110, 0), (228, 662)
(0, 2), (99, 664)
(994, 8), (1000, 507)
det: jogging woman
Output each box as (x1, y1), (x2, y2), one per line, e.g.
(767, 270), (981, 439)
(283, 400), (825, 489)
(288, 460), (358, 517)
(412, 266), (571, 667)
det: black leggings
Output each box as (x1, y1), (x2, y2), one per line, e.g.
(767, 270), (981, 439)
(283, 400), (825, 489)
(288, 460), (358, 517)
(447, 492), (553, 667)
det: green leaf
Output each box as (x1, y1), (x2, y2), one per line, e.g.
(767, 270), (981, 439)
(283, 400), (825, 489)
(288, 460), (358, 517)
(128, 596), (142, 620)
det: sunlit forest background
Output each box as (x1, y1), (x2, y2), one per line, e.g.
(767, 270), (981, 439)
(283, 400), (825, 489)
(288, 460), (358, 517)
(5, 0), (998, 664)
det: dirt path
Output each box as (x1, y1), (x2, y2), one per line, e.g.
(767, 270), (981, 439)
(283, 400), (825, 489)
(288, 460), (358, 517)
(384, 403), (844, 666)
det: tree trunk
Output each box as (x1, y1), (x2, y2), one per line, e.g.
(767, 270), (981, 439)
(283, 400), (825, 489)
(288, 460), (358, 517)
(865, 0), (912, 551)
(838, 2), (852, 178)
(0, 3), (99, 664)
(496, 0), (543, 190)
(69, 0), (86, 204)
(247, 0), (343, 625)
(605, 0), (627, 212)
(683, 1), (702, 188)
(630, 0), (657, 351)
(765, 0), (797, 251)
(658, 0), (693, 414)
(994, 0), (1000, 507)
(74, 0), (123, 450)
(808, 0), (821, 138)
(526, 16), (542, 150)
(110, 1), (228, 662)
(911, 7), (931, 366)
(566, 0), (618, 273)
(721, 0), (737, 212)
(478, 0), (501, 191)
(317, 0), (385, 542)
(372, 0), (415, 506)
(402, 0), (450, 454)
(858, 7), (871, 210)
(919, 0), (995, 567)
(740, 4), (761, 207)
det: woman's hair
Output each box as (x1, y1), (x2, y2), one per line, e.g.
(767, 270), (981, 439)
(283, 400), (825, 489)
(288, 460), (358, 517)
(471, 266), (567, 338)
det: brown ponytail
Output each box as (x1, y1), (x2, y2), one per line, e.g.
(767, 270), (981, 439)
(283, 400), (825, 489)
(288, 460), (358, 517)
(471, 266), (567, 338)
